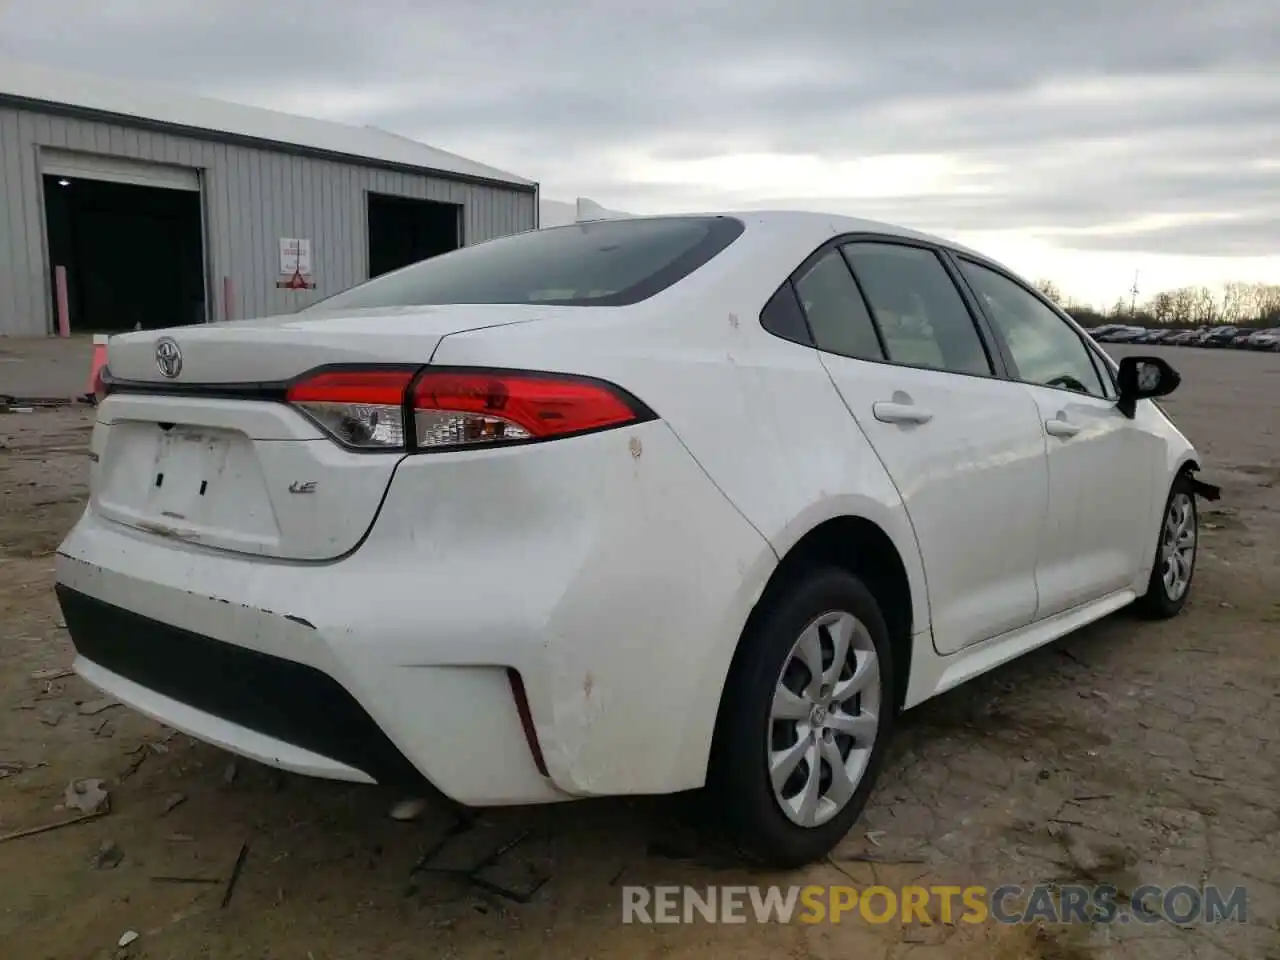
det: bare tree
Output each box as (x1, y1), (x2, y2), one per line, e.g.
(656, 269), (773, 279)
(1064, 277), (1280, 328)
(1034, 278), (1065, 305)
(1190, 287), (1218, 325)
(1149, 292), (1174, 324)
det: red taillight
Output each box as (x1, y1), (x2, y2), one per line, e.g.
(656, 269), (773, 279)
(285, 368), (415, 406)
(285, 366), (651, 453)
(410, 369), (644, 449)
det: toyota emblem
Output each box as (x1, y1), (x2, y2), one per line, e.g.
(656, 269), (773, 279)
(155, 337), (183, 379)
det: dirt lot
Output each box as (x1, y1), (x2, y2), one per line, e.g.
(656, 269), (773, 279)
(1, 345), (1277, 960)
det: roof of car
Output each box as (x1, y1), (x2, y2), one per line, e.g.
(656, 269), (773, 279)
(0, 59), (534, 189)
(575, 209), (1013, 274)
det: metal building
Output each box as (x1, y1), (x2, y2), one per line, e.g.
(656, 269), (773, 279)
(0, 61), (538, 337)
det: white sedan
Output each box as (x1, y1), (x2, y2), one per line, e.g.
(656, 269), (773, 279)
(56, 211), (1217, 867)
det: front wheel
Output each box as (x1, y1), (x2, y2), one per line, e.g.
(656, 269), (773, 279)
(1135, 472), (1199, 619)
(709, 568), (895, 868)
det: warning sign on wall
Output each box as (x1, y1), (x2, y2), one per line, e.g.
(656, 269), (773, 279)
(276, 237), (316, 290)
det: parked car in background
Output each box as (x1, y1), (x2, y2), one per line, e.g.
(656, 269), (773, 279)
(1229, 331), (1255, 348)
(1084, 323), (1127, 341)
(1200, 326), (1241, 348)
(56, 210), (1216, 867)
(1165, 330), (1202, 346)
(1099, 325), (1149, 343)
(1243, 328), (1280, 351)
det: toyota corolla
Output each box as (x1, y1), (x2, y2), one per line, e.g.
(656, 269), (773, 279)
(55, 211), (1216, 866)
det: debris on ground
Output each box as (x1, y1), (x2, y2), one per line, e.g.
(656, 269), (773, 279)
(408, 818), (550, 904)
(162, 792), (186, 814)
(390, 797), (429, 821)
(31, 667), (73, 681)
(223, 761), (238, 784)
(0, 811), (106, 844)
(64, 778), (110, 815)
(78, 699), (119, 716)
(221, 842), (251, 909)
(119, 751), (147, 782)
(93, 839), (124, 870)
(117, 930), (138, 948)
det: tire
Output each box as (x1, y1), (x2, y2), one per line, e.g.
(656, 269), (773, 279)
(709, 567), (896, 868)
(1134, 471), (1199, 619)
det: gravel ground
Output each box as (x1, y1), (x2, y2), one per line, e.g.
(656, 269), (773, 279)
(0, 344), (1276, 960)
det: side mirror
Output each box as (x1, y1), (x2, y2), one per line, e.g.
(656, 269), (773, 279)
(1116, 355), (1180, 418)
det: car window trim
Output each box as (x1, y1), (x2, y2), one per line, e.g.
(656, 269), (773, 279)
(760, 279), (817, 348)
(945, 251), (1116, 401)
(832, 246), (894, 363)
(1083, 344), (1118, 400)
(764, 232), (1011, 380)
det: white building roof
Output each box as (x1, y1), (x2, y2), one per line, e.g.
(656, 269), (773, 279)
(0, 59), (534, 189)
(539, 196), (634, 227)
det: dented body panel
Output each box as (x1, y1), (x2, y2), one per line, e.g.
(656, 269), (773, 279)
(56, 420), (775, 800)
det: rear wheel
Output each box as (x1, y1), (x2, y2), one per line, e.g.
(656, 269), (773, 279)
(709, 567), (895, 867)
(1135, 472), (1198, 619)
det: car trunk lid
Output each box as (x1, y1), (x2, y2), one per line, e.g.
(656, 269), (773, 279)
(91, 305), (553, 561)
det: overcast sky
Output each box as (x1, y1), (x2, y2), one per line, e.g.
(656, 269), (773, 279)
(3, 0), (1277, 307)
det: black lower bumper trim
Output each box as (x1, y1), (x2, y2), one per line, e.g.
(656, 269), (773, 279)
(55, 584), (426, 788)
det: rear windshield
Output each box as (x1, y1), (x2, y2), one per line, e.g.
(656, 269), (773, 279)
(307, 215), (745, 311)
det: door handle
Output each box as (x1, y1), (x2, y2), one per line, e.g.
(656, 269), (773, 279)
(873, 401), (933, 425)
(1045, 418), (1081, 438)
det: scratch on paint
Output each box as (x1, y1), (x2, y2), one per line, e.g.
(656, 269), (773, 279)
(135, 521), (200, 542)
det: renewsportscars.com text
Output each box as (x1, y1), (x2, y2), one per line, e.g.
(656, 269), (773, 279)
(621, 884), (1248, 926)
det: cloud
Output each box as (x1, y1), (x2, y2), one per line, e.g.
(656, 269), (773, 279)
(2, 0), (1277, 302)
(1047, 214), (1280, 258)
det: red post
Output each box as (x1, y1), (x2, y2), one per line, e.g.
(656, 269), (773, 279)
(222, 276), (234, 323)
(55, 265), (71, 338)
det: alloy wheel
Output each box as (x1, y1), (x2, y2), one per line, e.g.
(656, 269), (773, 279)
(767, 610), (881, 828)
(1161, 491), (1196, 601)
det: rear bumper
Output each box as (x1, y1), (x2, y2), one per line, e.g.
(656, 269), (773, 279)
(55, 420), (775, 804)
(58, 585), (421, 786)
(55, 545), (565, 803)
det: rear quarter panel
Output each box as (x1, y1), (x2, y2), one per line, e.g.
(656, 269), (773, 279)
(429, 230), (932, 734)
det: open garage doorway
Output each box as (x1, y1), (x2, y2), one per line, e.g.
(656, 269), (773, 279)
(42, 154), (206, 334)
(367, 193), (461, 278)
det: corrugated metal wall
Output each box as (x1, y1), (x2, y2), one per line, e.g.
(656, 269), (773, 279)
(0, 104), (536, 336)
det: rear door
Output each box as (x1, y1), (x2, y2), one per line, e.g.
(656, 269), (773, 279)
(951, 257), (1162, 616)
(789, 238), (1050, 654)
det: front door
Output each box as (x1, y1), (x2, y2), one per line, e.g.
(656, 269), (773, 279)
(954, 257), (1160, 617)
